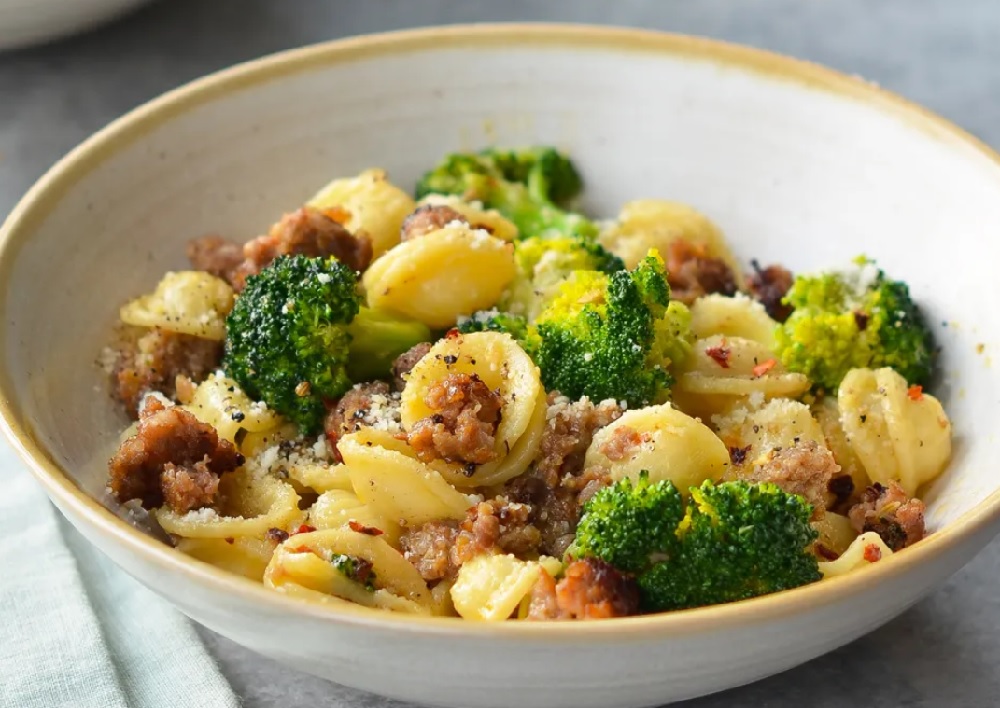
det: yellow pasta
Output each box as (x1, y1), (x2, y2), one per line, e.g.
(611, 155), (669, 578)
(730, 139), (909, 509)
(812, 512), (858, 558)
(362, 224), (515, 329)
(584, 403), (730, 491)
(306, 489), (402, 545)
(451, 553), (548, 622)
(286, 462), (353, 494)
(307, 168), (415, 258)
(818, 532), (894, 578)
(417, 193), (518, 241)
(119, 271), (234, 340)
(338, 428), (475, 526)
(182, 372), (283, 446)
(838, 367), (952, 496)
(155, 468), (300, 539)
(714, 398), (826, 467)
(597, 199), (745, 288)
(689, 293), (779, 349)
(263, 527), (430, 613)
(400, 331), (546, 487)
(176, 536), (276, 581)
(812, 396), (871, 493)
(673, 335), (810, 420)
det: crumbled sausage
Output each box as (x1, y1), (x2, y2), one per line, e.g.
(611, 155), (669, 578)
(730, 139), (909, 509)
(185, 235), (247, 287)
(407, 373), (502, 466)
(848, 481), (926, 551)
(666, 239), (738, 305)
(108, 396), (244, 513)
(400, 204), (468, 241)
(746, 260), (795, 322)
(240, 206), (373, 285)
(742, 440), (841, 518)
(596, 425), (646, 462)
(112, 327), (222, 417)
(526, 559), (640, 620)
(534, 393), (624, 485)
(400, 496), (541, 582)
(391, 341), (433, 391)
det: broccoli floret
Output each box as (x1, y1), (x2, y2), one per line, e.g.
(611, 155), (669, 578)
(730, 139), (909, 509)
(414, 148), (598, 241)
(478, 146), (583, 206)
(456, 310), (533, 343)
(531, 250), (691, 406)
(774, 257), (937, 391)
(345, 307), (432, 382)
(224, 254), (359, 434)
(571, 476), (821, 613)
(568, 472), (684, 574)
(501, 235), (626, 319)
(639, 481), (820, 611)
(331, 553), (376, 591)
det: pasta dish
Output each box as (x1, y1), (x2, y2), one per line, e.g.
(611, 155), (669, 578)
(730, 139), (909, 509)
(102, 147), (951, 620)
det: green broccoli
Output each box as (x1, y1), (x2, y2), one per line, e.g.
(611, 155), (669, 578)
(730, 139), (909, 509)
(500, 235), (625, 319)
(774, 257), (937, 391)
(570, 476), (821, 613)
(456, 309), (534, 344)
(531, 250), (692, 406)
(224, 255), (428, 434)
(345, 307), (431, 382)
(331, 553), (376, 591)
(414, 147), (598, 241)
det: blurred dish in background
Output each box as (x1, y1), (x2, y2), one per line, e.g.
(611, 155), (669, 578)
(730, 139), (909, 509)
(0, 0), (153, 52)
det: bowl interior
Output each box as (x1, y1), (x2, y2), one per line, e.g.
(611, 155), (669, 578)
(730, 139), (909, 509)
(3, 27), (999, 550)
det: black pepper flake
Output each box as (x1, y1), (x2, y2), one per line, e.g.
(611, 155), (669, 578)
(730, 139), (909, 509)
(860, 414), (867, 423)
(752, 424), (760, 434)
(353, 408), (369, 420)
(463, 463), (477, 478)
(853, 311), (869, 331)
(729, 445), (752, 465)
(231, 410), (246, 422)
(443, 355), (458, 365)
(827, 474), (855, 504)
(266, 527), (290, 544)
(431, 414), (445, 424)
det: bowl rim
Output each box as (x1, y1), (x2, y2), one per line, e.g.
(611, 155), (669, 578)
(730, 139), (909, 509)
(2, 21), (999, 638)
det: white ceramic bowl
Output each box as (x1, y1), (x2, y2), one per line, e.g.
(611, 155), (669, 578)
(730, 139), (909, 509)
(0, 0), (153, 52)
(2, 24), (1000, 708)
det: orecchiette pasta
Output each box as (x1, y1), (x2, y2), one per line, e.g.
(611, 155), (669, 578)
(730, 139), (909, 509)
(585, 403), (730, 491)
(176, 536), (275, 581)
(338, 428), (475, 526)
(119, 271), (234, 340)
(307, 168), (415, 258)
(812, 396), (871, 493)
(673, 334), (810, 420)
(714, 398), (827, 467)
(306, 489), (402, 545)
(400, 331), (546, 488)
(155, 468), (301, 538)
(418, 193), (519, 241)
(818, 532), (894, 578)
(811, 512), (858, 558)
(598, 199), (746, 288)
(838, 367), (952, 496)
(263, 528), (431, 613)
(451, 553), (552, 622)
(689, 293), (779, 349)
(182, 372), (283, 445)
(286, 462), (354, 495)
(362, 224), (515, 328)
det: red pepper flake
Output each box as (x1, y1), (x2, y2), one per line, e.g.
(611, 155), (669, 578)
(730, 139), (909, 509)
(705, 340), (731, 368)
(224, 537), (235, 545)
(265, 527), (290, 544)
(445, 328), (462, 339)
(348, 520), (384, 536)
(293, 524), (317, 535)
(322, 205), (352, 224)
(853, 311), (869, 331)
(752, 358), (777, 378)
(907, 384), (924, 401)
(815, 544), (840, 561)
(863, 543), (883, 563)
(728, 445), (752, 465)
(286, 545), (313, 555)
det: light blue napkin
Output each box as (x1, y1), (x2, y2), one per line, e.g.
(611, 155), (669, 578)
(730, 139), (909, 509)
(0, 441), (241, 708)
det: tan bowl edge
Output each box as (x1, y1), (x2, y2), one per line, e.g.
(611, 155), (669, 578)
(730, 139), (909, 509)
(1, 22), (998, 639)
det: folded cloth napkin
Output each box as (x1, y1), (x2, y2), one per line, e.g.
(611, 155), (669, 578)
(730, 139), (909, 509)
(0, 441), (240, 708)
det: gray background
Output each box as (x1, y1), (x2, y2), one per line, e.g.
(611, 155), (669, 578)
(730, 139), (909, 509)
(3, 1), (998, 706)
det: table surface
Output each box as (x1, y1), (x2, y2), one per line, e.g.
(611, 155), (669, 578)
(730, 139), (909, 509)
(4, 1), (1000, 706)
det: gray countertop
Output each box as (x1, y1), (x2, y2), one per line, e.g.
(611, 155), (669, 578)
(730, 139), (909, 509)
(3, 1), (999, 706)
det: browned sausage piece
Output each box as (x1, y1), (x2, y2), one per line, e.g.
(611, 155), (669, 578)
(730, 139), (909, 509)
(526, 558), (640, 620)
(399, 520), (461, 582)
(742, 440), (841, 518)
(746, 260), (795, 322)
(390, 341), (433, 392)
(848, 480), (926, 551)
(186, 235), (246, 287)
(407, 372), (502, 466)
(108, 396), (244, 514)
(400, 204), (468, 241)
(113, 328), (223, 418)
(666, 239), (738, 305)
(597, 425), (646, 462)
(240, 206), (374, 284)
